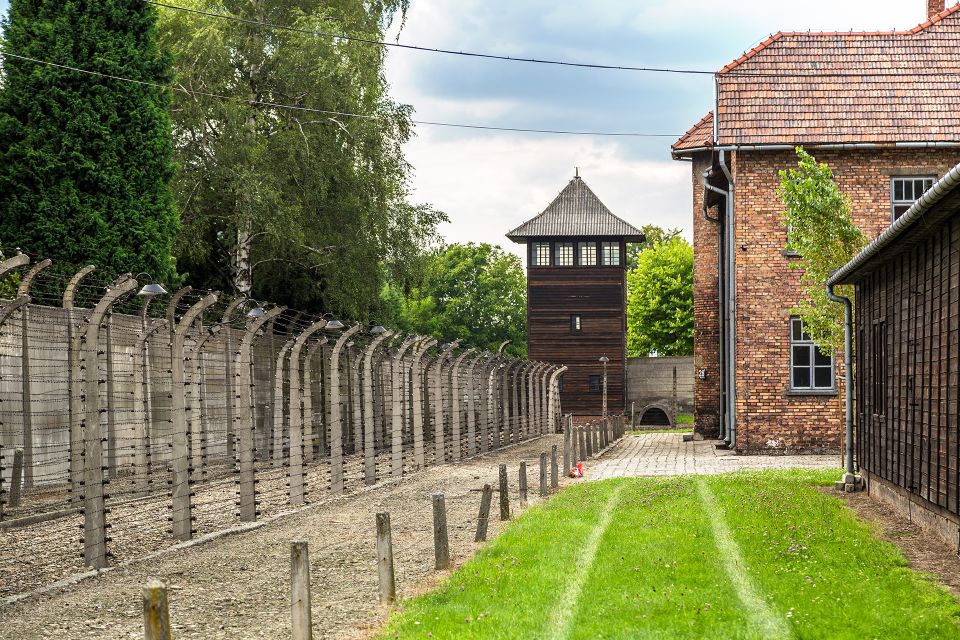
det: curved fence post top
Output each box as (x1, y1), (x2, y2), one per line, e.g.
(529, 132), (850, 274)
(221, 296), (248, 323)
(173, 293), (219, 340)
(292, 319), (329, 353)
(331, 323), (362, 355)
(16, 257), (52, 297)
(453, 347), (477, 369)
(63, 265), (96, 309)
(166, 286), (193, 326)
(137, 319), (168, 347)
(0, 252), (30, 280)
(497, 340), (511, 354)
(394, 334), (421, 360)
(0, 295), (31, 325)
(245, 305), (285, 336)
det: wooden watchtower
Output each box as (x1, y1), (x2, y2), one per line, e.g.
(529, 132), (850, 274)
(507, 173), (644, 418)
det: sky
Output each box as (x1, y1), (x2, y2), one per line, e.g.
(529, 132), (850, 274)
(0, 0), (951, 263)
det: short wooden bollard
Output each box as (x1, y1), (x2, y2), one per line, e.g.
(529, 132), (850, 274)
(550, 445), (559, 489)
(578, 428), (586, 463)
(143, 579), (171, 640)
(585, 425), (593, 458)
(498, 464), (510, 520)
(518, 461), (528, 503)
(539, 452), (547, 496)
(9, 448), (23, 508)
(475, 484), (493, 542)
(376, 513), (396, 604)
(562, 416), (571, 473)
(432, 492), (451, 570)
(290, 540), (313, 640)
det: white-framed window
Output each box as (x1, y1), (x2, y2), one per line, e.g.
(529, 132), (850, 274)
(601, 241), (620, 266)
(570, 315), (582, 332)
(555, 242), (574, 266)
(891, 176), (935, 220)
(532, 242), (551, 266)
(790, 317), (834, 390)
(578, 241), (597, 266)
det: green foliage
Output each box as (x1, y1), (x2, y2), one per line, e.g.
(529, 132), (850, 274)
(0, 0), (180, 283)
(626, 236), (694, 357)
(626, 224), (682, 269)
(388, 243), (527, 357)
(157, 0), (443, 319)
(779, 148), (867, 352)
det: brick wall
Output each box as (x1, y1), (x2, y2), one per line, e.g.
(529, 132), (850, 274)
(691, 156), (723, 438)
(706, 147), (960, 453)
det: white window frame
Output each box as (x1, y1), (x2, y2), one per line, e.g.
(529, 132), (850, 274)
(790, 317), (834, 391)
(891, 176), (935, 221)
(555, 242), (574, 266)
(532, 242), (551, 266)
(601, 241), (620, 266)
(578, 241), (597, 266)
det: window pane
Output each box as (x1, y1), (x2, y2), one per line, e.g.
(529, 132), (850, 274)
(570, 315), (581, 331)
(533, 242), (551, 266)
(894, 180), (903, 201)
(793, 345), (810, 367)
(793, 367), (811, 388)
(601, 242), (620, 266)
(791, 318), (802, 341)
(915, 179), (925, 198)
(578, 242), (596, 266)
(555, 242), (573, 266)
(814, 348), (832, 366)
(814, 367), (832, 388)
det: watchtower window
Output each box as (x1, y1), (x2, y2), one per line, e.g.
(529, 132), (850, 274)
(555, 242), (574, 266)
(589, 375), (601, 392)
(578, 242), (597, 266)
(601, 242), (620, 266)
(570, 315), (582, 332)
(532, 242), (551, 266)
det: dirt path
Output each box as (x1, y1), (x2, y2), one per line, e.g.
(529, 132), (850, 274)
(0, 435), (566, 639)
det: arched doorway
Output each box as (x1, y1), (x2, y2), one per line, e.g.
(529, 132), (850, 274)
(639, 404), (673, 426)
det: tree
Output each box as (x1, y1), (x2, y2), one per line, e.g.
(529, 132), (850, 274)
(778, 147), (867, 352)
(391, 243), (527, 357)
(157, 0), (444, 319)
(626, 224), (682, 269)
(626, 237), (693, 357)
(0, 0), (179, 283)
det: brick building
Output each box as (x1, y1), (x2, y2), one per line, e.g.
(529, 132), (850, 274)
(672, 1), (960, 452)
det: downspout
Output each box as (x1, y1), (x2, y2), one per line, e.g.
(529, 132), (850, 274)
(702, 169), (727, 441)
(826, 282), (855, 477)
(718, 150), (736, 450)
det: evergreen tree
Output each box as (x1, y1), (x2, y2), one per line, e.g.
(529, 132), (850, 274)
(0, 0), (180, 283)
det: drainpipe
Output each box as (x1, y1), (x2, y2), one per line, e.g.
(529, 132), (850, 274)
(826, 282), (855, 477)
(702, 169), (727, 441)
(718, 150), (736, 450)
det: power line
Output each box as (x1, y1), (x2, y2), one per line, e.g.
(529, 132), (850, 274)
(145, 0), (960, 79)
(0, 50), (679, 138)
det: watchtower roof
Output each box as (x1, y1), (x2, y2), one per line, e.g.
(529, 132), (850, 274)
(506, 175), (645, 242)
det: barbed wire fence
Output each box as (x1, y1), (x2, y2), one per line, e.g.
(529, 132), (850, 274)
(0, 251), (568, 599)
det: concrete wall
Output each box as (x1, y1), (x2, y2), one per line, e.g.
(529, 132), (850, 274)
(625, 356), (693, 423)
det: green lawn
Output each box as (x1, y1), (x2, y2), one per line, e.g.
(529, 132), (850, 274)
(377, 471), (960, 639)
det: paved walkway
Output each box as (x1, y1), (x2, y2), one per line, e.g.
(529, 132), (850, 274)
(591, 433), (840, 479)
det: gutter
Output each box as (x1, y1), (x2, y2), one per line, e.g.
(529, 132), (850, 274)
(717, 150), (736, 450)
(673, 141), (960, 161)
(703, 170), (727, 441)
(825, 283), (855, 476)
(828, 160), (960, 286)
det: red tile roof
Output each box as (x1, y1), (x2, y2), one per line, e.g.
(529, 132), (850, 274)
(673, 112), (714, 152)
(673, 3), (960, 153)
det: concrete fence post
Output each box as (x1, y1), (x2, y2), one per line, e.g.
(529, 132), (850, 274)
(409, 339), (437, 470)
(363, 330), (393, 485)
(143, 579), (172, 640)
(584, 424), (593, 458)
(288, 320), (329, 504)
(551, 445), (559, 490)
(450, 348), (475, 463)
(329, 324), (361, 493)
(465, 356), (481, 457)
(64, 264), (96, 503)
(376, 512), (396, 604)
(498, 463), (510, 520)
(518, 461), (528, 503)
(170, 292), (218, 542)
(563, 414), (571, 472)
(539, 452), (548, 497)
(391, 337), (420, 477)
(133, 320), (166, 495)
(303, 338), (327, 463)
(220, 297), (247, 460)
(432, 492), (451, 570)
(272, 338), (295, 467)
(83, 274), (138, 569)
(290, 540), (313, 640)
(433, 341), (460, 467)
(16, 258), (51, 488)
(9, 448), (24, 507)
(500, 360), (512, 447)
(236, 306), (285, 522)
(475, 484), (493, 542)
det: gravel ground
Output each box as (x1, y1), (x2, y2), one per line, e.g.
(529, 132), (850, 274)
(0, 434), (569, 639)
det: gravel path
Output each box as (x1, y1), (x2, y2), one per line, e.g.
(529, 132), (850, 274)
(0, 435), (567, 639)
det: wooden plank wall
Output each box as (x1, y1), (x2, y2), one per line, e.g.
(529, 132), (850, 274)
(527, 263), (626, 415)
(855, 216), (960, 515)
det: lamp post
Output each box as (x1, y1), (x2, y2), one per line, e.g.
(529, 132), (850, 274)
(599, 355), (609, 419)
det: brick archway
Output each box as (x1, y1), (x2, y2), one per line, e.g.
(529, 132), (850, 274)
(638, 403), (673, 427)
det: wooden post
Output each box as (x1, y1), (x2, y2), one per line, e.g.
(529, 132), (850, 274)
(376, 512), (396, 604)
(539, 452), (548, 497)
(585, 424), (594, 458)
(593, 420), (601, 453)
(550, 445), (559, 490)
(498, 464), (510, 520)
(143, 579), (171, 640)
(518, 461), (528, 503)
(9, 448), (23, 508)
(579, 427), (587, 461)
(475, 484), (493, 542)
(290, 540), (313, 640)
(432, 492), (450, 570)
(563, 415), (571, 472)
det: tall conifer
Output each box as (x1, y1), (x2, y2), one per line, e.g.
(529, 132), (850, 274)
(0, 0), (179, 283)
